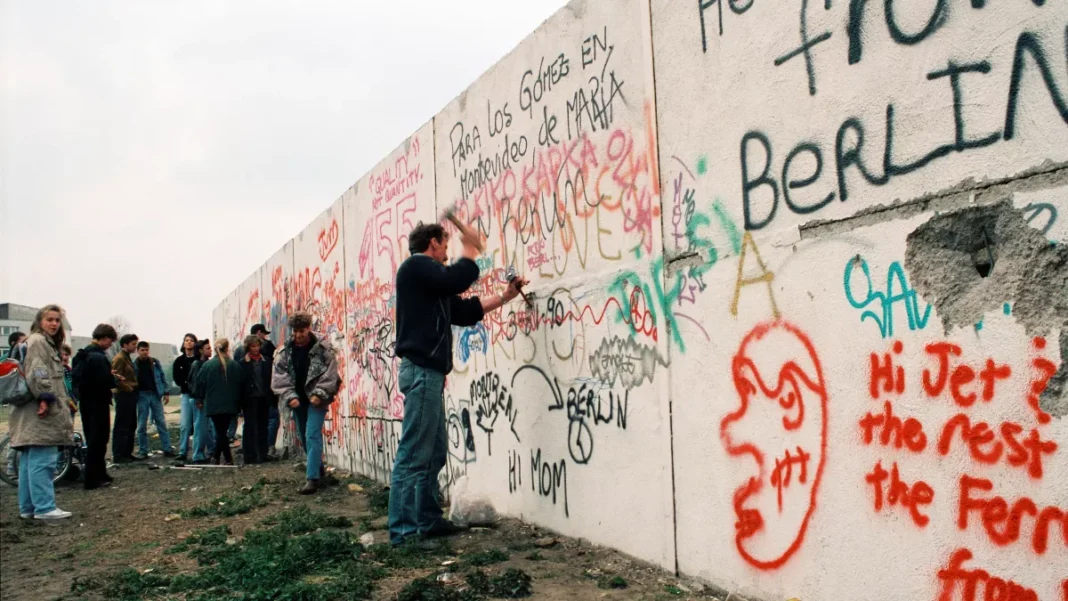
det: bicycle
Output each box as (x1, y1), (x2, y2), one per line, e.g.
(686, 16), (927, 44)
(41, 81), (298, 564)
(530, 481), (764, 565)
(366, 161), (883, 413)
(0, 430), (87, 487)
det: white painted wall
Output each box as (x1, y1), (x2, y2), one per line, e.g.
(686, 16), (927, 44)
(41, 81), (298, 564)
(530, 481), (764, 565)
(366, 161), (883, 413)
(237, 270), (262, 347)
(214, 0), (1068, 598)
(211, 290), (241, 352)
(260, 240), (295, 350)
(342, 121), (437, 481)
(291, 198), (348, 464)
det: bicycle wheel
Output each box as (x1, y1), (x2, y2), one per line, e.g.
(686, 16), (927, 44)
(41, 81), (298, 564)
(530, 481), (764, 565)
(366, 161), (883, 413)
(0, 435), (74, 486)
(53, 446), (73, 483)
(0, 435), (18, 487)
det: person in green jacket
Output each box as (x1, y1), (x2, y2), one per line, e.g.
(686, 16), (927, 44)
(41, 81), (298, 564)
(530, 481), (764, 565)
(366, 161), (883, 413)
(194, 338), (246, 465)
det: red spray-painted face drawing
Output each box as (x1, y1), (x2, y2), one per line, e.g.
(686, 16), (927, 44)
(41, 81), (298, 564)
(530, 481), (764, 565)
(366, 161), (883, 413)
(720, 320), (828, 571)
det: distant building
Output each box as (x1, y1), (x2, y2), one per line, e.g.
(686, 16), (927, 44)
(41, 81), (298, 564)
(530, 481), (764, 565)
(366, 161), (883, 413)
(1, 303), (73, 355)
(2, 302), (180, 393)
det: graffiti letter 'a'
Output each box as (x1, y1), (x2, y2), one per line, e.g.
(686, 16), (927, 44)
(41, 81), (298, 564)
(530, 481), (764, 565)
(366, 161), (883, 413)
(720, 320), (828, 570)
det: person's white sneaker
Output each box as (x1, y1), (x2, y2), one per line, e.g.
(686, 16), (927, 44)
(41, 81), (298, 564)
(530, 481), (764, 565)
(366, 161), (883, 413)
(33, 508), (72, 520)
(19, 512), (33, 519)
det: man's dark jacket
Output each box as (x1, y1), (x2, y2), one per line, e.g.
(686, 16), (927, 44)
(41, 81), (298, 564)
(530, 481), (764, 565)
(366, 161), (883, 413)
(394, 254), (485, 375)
(71, 344), (116, 407)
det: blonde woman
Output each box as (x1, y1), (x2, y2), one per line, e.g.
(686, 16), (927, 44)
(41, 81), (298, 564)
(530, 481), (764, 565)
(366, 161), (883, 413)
(194, 338), (245, 465)
(10, 305), (75, 519)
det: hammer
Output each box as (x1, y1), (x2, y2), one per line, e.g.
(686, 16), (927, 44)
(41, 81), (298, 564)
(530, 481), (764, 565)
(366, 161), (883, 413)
(440, 207), (485, 254)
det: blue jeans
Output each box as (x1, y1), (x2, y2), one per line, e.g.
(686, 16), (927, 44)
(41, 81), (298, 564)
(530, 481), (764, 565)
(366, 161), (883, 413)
(227, 415), (238, 441)
(17, 446), (58, 515)
(192, 399), (215, 461)
(292, 401), (327, 480)
(178, 394), (196, 456)
(267, 403), (280, 448)
(388, 359), (447, 545)
(137, 391), (174, 455)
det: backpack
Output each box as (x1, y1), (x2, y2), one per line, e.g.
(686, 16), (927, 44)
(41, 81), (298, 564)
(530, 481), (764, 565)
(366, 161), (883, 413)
(0, 357), (33, 406)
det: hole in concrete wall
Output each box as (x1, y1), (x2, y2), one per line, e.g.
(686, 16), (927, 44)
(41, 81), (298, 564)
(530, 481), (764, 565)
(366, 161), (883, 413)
(973, 228), (996, 278)
(905, 200), (1067, 334)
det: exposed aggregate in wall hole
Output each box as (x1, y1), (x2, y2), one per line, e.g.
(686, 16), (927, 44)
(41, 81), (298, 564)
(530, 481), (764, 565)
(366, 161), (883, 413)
(903, 200), (1068, 417)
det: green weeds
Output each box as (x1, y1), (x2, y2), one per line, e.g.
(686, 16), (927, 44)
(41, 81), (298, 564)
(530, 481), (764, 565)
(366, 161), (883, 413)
(465, 548), (509, 567)
(180, 478), (270, 518)
(466, 568), (534, 598)
(75, 509), (383, 601)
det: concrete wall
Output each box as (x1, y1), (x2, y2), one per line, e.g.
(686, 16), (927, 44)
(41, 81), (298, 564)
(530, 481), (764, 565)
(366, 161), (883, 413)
(343, 121), (437, 481)
(214, 1), (1068, 598)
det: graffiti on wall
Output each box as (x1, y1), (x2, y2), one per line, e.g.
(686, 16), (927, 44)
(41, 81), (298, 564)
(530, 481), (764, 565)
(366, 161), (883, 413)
(690, 0), (1068, 230)
(720, 320), (828, 571)
(345, 131), (433, 481)
(843, 256), (932, 339)
(863, 336), (1064, 595)
(443, 23), (662, 284)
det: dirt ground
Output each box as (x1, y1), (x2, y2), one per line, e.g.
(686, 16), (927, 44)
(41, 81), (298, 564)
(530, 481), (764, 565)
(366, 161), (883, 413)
(0, 421), (725, 601)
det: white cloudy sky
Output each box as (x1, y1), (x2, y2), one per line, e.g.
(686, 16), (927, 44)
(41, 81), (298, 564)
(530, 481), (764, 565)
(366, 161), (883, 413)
(1, 0), (565, 344)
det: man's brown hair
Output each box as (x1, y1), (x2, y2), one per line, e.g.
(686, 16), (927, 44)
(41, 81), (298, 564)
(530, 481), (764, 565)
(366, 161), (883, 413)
(91, 323), (119, 342)
(289, 312), (313, 330)
(243, 335), (262, 353)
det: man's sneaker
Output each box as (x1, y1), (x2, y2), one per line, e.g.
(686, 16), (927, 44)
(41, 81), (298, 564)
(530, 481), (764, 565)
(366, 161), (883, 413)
(130, 454), (147, 461)
(34, 508), (72, 520)
(424, 519), (469, 538)
(162, 450), (178, 458)
(298, 479), (319, 495)
(19, 512), (33, 519)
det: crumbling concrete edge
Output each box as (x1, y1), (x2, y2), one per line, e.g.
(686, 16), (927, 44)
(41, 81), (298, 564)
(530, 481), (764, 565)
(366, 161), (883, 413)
(798, 161), (1068, 239)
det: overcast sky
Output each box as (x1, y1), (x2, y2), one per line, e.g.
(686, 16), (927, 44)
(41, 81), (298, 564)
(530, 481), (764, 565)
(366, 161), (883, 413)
(0, 0), (565, 345)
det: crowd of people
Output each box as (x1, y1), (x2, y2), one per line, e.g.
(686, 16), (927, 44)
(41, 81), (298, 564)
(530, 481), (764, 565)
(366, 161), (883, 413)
(2, 307), (342, 520)
(4, 220), (527, 547)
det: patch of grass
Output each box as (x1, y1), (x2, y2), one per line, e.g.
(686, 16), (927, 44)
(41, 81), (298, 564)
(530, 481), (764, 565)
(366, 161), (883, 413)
(148, 425), (183, 453)
(130, 540), (162, 551)
(353, 475), (390, 516)
(72, 541), (94, 554)
(367, 487), (389, 517)
(73, 568), (170, 601)
(524, 551), (544, 561)
(180, 478), (270, 518)
(164, 542), (189, 555)
(77, 509), (384, 601)
(598, 575), (628, 590)
(45, 550), (76, 560)
(465, 548), (509, 567)
(260, 506), (353, 534)
(365, 539), (453, 569)
(664, 584), (684, 596)
(398, 575), (480, 601)
(179, 525), (231, 563)
(466, 568), (533, 598)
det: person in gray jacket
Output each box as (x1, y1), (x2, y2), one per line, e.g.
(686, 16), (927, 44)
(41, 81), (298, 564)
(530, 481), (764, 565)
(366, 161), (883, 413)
(10, 305), (75, 520)
(270, 311), (340, 495)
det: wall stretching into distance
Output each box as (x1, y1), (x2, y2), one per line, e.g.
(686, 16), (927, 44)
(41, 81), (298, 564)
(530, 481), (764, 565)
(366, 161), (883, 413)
(213, 1), (1068, 599)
